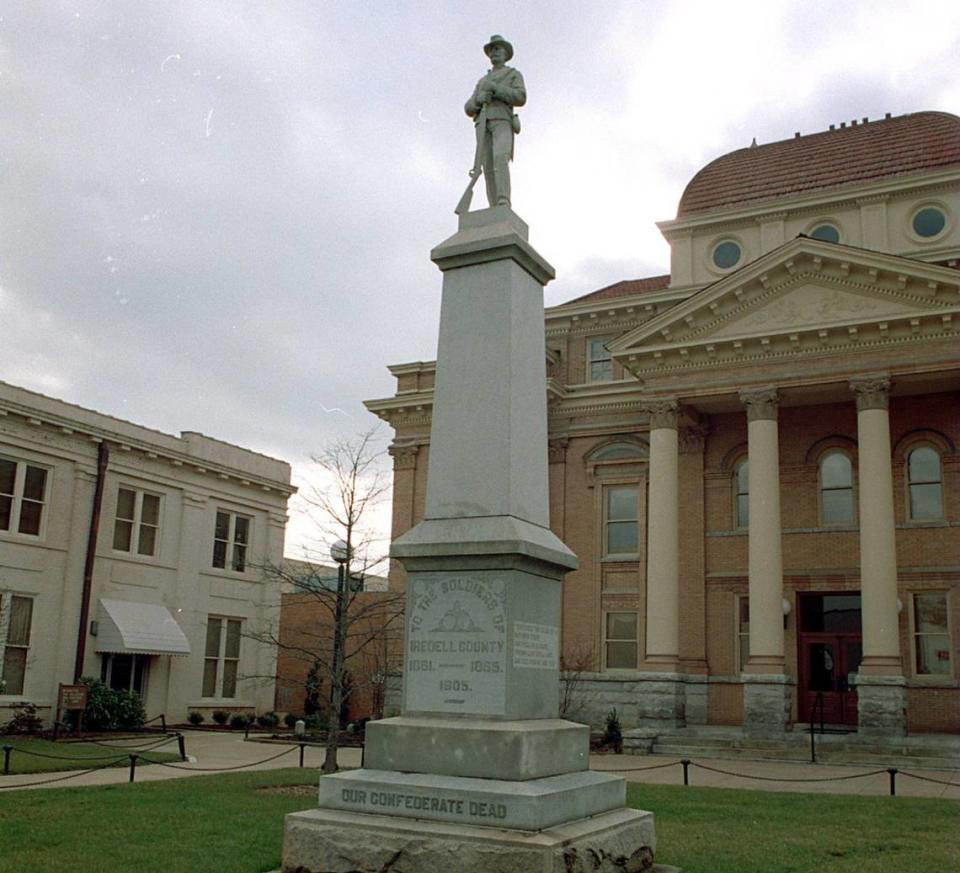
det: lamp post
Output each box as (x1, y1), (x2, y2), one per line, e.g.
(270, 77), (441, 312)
(323, 539), (350, 773)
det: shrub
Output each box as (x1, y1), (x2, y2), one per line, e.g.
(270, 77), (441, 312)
(304, 714), (326, 732)
(283, 713), (299, 729)
(211, 710), (230, 726)
(256, 711), (279, 729)
(79, 678), (146, 731)
(3, 702), (43, 735)
(187, 711), (204, 726)
(603, 707), (623, 753)
(229, 714), (248, 729)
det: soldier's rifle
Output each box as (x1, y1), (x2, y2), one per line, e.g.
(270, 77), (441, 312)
(454, 103), (488, 215)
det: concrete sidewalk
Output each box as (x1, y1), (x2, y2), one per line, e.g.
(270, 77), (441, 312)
(1, 731), (957, 799)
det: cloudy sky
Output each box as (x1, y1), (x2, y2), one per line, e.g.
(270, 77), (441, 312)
(2, 1), (958, 557)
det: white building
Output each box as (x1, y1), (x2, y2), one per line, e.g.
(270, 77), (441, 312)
(0, 381), (295, 725)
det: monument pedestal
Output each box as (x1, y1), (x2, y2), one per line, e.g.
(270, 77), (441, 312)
(284, 807), (657, 873)
(282, 207), (660, 872)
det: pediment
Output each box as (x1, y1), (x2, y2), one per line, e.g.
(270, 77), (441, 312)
(608, 238), (960, 382)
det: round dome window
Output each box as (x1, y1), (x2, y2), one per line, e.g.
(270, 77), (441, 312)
(712, 241), (741, 269)
(810, 224), (840, 243)
(912, 207), (947, 239)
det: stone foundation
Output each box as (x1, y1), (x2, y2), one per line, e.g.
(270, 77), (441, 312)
(854, 675), (906, 737)
(283, 806), (657, 873)
(742, 674), (793, 736)
(636, 673), (686, 728)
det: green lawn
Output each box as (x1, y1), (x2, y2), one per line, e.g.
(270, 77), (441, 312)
(0, 769), (956, 873)
(0, 737), (182, 774)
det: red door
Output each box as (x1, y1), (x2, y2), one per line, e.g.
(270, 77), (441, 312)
(797, 593), (862, 727)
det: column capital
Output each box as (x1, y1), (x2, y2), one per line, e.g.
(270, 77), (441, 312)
(642, 397), (679, 430)
(739, 387), (779, 421)
(679, 426), (708, 455)
(547, 438), (569, 464)
(850, 375), (891, 412)
(388, 443), (420, 470)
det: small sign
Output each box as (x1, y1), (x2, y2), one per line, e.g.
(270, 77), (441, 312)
(58, 684), (88, 711)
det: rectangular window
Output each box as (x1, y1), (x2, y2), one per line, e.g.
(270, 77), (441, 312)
(1, 595), (34, 695)
(113, 487), (161, 556)
(913, 592), (951, 676)
(202, 616), (242, 698)
(212, 511), (251, 572)
(605, 612), (638, 669)
(0, 458), (48, 537)
(587, 336), (613, 382)
(604, 485), (639, 556)
(737, 596), (750, 672)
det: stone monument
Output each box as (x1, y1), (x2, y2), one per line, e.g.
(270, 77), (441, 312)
(282, 36), (661, 873)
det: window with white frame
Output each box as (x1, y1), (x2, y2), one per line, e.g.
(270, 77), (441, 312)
(587, 336), (613, 382)
(604, 612), (638, 669)
(202, 616), (242, 698)
(736, 596), (750, 672)
(0, 458), (48, 537)
(604, 485), (639, 557)
(906, 446), (944, 521)
(212, 510), (251, 572)
(734, 458), (749, 528)
(912, 592), (951, 676)
(113, 487), (161, 556)
(1, 594), (34, 696)
(819, 450), (854, 525)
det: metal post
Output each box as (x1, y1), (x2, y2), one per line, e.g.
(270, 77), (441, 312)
(177, 733), (187, 761)
(299, 743), (305, 768)
(2, 745), (12, 775)
(160, 714), (166, 733)
(129, 754), (138, 783)
(810, 719), (816, 764)
(681, 759), (690, 786)
(887, 767), (897, 796)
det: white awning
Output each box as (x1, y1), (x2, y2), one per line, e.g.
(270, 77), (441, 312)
(94, 599), (191, 656)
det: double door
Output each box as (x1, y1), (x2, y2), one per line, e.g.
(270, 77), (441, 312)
(799, 635), (862, 726)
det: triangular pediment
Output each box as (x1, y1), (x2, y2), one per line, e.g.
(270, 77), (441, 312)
(608, 238), (960, 383)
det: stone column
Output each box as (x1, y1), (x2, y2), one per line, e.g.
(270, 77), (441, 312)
(850, 376), (906, 736)
(635, 399), (684, 727)
(739, 388), (792, 735)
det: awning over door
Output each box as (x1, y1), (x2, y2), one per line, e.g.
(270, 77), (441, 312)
(94, 599), (191, 656)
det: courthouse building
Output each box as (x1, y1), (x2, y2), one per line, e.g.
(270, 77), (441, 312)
(367, 111), (960, 737)
(0, 381), (295, 725)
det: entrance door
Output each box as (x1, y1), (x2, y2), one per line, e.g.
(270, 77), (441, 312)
(798, 594), (862, 726)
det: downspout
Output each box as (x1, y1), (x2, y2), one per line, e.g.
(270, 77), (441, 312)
(74, 441), (109, 682)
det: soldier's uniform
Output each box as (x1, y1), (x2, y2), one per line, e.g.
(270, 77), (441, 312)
(464, 36), (526, 208)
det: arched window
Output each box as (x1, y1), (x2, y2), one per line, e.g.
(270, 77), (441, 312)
(734, 458), (749, 528)
(907, 446), (944, 521)
(819, 451), (854, 525)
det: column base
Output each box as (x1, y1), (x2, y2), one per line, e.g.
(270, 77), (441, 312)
(853, 674), (906, 737)
(635, 673), (686, 728)
(742, 674), (793, 737)
(283, 806), (658, 873)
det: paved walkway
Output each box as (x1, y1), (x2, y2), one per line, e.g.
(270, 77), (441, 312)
(1, 730), (958, 798)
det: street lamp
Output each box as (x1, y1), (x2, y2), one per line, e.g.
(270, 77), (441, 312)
(325, 539), (351, 773)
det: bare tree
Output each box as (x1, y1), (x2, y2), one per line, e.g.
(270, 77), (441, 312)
(255, 428), (403, 773)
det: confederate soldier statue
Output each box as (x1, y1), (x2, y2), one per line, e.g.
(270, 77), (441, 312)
(459, 35), (526, 211)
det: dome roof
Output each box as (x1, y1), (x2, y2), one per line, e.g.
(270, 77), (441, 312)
(677, 111), (960, 217)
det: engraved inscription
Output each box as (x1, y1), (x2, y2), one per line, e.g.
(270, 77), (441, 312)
(406, 576), (506, 714)
(513, 621), (559, 670)
(339, 787), (508, 821)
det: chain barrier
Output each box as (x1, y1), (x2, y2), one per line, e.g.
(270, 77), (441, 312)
(593, 759), (681, 773)
(897, 770), (960, 787)
(0, 757), (128, 790)
(689, 761), (890, 784)
(136, 745), (298, 773)
(82, 735), (177, 752)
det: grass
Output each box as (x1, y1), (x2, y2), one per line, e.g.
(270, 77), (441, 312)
(0, 737), (182, 774)
(0, 769), (956, 873)
(631, 783), (960, 873)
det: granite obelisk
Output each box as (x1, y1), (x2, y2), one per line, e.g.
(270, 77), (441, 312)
(282, 36), (659, 873)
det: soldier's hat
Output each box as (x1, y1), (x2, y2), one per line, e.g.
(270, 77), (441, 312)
(483, 34), (513, 61)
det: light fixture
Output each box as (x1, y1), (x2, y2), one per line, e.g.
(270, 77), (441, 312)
(781, 598), (792, 616)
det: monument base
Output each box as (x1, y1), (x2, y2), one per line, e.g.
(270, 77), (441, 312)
(283, 806), (659, 873)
